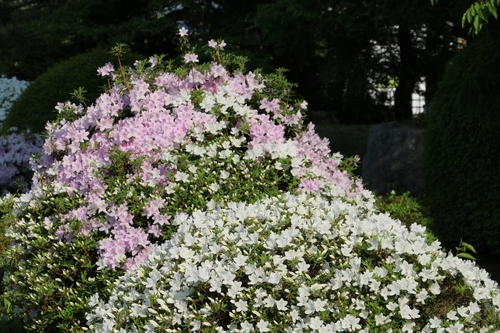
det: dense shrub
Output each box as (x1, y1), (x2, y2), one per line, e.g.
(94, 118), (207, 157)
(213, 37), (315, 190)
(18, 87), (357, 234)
(375, 191), (436, 243)
(0, 75), (30, 126)
(0, 129), (43, 195)
(2, 31), (500, 332)
(88, 193), (500, 332)
(0, 48), (142, 134)
(422, 32), (500, 256)
(1, 32), (366, 331)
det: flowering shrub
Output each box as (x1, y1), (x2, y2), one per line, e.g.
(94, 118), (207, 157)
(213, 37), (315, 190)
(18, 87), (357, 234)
(87, 192), (500, 332)
(3, 29), (500, 332)
(0, 75), (30, 126)
(0, 129), (43, 195)
(0, 76), (39, 195)
(1, 30), (367, 332)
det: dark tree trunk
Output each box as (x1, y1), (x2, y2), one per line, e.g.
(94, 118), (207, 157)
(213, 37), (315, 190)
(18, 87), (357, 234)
(394, 25), (418, 121)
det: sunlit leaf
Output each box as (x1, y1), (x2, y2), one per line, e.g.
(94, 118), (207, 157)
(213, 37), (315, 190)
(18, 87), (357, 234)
(458, 252), (477, 260)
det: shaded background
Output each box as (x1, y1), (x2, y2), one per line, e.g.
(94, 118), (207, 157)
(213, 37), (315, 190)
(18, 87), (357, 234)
(0, 0), (472, 125)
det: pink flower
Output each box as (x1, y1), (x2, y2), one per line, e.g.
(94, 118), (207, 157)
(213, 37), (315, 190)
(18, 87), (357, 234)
(97, 63), (114, 77)
(218, 40), (226, 50)
(149, 56), (158, 67)
(208, 39), (218, 48)
(178, 27), (189, 37)
(184, 53), (199, 63)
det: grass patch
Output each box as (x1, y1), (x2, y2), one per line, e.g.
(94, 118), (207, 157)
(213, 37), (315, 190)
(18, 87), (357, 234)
(313, 123), (370, 159)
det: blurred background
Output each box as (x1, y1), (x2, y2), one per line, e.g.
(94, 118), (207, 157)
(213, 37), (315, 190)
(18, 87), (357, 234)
(0, 0), (473, 126)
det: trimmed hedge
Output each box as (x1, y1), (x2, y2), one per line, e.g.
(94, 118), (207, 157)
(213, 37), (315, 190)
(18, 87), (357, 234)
(0, 48), (142, 134)
(422, 32), (500, 255)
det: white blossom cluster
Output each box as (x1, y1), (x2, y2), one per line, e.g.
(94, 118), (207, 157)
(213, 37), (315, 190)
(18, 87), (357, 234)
(0, 75), (30, 124)
(86, 192), (500, 332)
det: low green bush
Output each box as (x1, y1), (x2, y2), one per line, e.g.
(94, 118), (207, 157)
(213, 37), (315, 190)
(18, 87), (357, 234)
(375, 191), (436, 243)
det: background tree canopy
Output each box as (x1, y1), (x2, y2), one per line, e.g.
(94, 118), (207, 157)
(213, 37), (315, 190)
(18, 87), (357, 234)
(0, 0), (475, 124)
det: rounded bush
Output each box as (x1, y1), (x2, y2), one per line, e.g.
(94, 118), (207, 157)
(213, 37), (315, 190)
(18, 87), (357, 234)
(422, 33), (500, 255)
(1, 34), (366, 332)
(2, 31), (500, 332)
(0, 48), (142, 134)
(87, 193), (500, 332)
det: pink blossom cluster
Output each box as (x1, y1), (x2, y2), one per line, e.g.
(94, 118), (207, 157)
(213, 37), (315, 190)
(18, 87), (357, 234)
(30, 47), (365, 270)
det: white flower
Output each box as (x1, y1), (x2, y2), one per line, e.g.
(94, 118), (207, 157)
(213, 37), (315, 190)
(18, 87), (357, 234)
(174, 171), (189, 182)
(309, 316), (324, 330)
(386, 302), (397, 311)
(256, 319), (270, 332)
(429, 282), (441, 295)
(188, 165), (198, 174)
(233, 253), (247, 267)
(402, 322), (416, 332)
(267, 272), (282, 284)
(233, 299), (248, 312)
(374, 313), (388, 325)
(263, 296), (275, 308)
(446, 310), (458, 321)
(400, 304), (420, 319)
(275, 298), (288, 311)
(208, 182), (220, 192)
(446, 322), (464, 333)
(240, 321), (253, 332)
(341, 315), (361, 330)
(428, 316), (442, 328)
(220, 170), (230, 180)
(467, 302), (481, 315)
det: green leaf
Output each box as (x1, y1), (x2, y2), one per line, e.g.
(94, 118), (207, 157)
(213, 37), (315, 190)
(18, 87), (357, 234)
(491, 5), (498, 19)
(474, 2), (482, 14)
(458, 252), (477, 260)
(478, 8), (487, 22)
(461, 241), (477, 253)
(470, 4), (476, 16)
(474, 15), (481, 33)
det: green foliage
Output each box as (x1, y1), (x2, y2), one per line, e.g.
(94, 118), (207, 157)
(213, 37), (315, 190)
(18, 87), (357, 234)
(375, 191), (437, 243)
(422, 32), (500, 255)
(0, 48), (142, 134)
(432, 0), (500, 34)
(0, 0), (176, 80)
(456, 239), (478, 260)
(0, 196), (26, 333)
(1, 190), (123, 332)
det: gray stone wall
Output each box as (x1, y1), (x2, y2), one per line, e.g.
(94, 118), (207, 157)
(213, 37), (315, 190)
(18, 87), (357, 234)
(362, 121), (425, 196)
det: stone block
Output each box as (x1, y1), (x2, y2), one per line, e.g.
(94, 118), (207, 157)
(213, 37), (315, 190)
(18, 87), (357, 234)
(362, 121), (424, 196)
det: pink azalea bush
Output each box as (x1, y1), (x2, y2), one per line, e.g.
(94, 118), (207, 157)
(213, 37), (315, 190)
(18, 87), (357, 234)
(3, 30), (500, 333)
(1, 31), (367, 331)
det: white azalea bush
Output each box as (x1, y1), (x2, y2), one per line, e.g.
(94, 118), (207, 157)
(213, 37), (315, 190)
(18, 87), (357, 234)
(0, 75), (30, 125)
(1, 30), (500, 333)
(87, 193), (500, 332)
